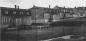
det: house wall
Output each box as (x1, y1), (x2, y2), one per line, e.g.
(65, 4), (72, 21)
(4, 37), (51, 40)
(23, 17), (32, 25)
(1, 16), (11, 24)
(30, 8), (45, 20)
(30, 8), (50, 23)
(52, 14), (61, 21)
(72, 22), (86, 35)
(0, 7), (31, 26)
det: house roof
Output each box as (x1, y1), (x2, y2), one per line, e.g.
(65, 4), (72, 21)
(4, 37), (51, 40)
(0, 7), (27, 11)
(29, 6), (52, 10)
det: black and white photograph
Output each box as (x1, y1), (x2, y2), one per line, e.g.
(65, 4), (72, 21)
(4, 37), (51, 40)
(0, 0), (86, 41)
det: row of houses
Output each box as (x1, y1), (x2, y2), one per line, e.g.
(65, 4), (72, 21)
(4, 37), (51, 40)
(0, 5), (31, 26)
(54, 6), (86, 18)
(30, 5), (86, 22)
(0, 5), (86, 26)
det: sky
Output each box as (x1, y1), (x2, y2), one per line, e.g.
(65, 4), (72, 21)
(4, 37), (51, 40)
(0, 0), (86, 9)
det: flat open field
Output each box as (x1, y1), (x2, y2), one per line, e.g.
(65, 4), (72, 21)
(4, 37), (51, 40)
(1, 26), (86, 41)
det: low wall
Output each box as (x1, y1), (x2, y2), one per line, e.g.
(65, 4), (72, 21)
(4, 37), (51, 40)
(73, 22), (86, 35)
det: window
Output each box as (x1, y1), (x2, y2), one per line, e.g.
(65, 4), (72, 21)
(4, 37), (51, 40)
(66, 14), (72, 17)
(8, 18), (10, 23)
(80, 10), (83, 12)
(13, 11), (16, 14)
(26, 12), (29, 15)
(5, 11), (8, 14)
(20, 11), (23, 14)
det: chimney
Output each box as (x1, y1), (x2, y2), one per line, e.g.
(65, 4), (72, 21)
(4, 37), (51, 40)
(18, 5), (19, 9)
(63, 6), (65, 8)
(15, 5), (17, 8)
(75, 7), (76, 8)
(49, 5), (50, 8)
(15, 5), (19, 9)
(33, 5), (36, 8)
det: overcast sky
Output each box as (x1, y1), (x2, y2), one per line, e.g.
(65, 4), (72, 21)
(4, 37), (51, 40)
(0, 0), (86, 9)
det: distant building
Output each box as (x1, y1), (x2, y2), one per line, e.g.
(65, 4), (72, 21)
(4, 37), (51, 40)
(73, 7), (86, 17)
(30, 5), (69, 23)
(29, 5), (51, 23)
(53, 6), (86, 19)
(0, 6), (31, 25)
(29, 5), (64, 23)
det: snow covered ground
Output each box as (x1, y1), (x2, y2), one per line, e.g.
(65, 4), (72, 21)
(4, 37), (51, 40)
(40, 35), (85, 41)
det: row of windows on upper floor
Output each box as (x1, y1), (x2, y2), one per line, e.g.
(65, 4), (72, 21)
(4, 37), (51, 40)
(1, 10), (30, 15)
